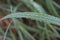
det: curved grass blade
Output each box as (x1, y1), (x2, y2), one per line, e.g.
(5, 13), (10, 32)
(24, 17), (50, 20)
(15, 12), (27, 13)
(1, 12), (60, 26)
(3, 23), (11, 40)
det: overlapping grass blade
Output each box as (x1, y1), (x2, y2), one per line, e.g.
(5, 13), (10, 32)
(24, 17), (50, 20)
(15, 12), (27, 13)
(45, 0), (59, 16)
(3, 23), (11, 40)
(1, 12), (60, 26)
(20, 26), (36, 40)
(17, 30), (24, 40)
(10, 30), (16, 40)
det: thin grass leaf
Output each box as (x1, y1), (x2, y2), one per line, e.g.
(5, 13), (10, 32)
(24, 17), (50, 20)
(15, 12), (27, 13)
(0, 27), (4, 34)
(53, 1), (60, 9)
(14, 20), (36, 40)
(20, 26), (36, 40)
(10, 30), (16, 40)
(45, 0), (59, 16)
(36, 21), (52, 33)
(11, 18), (24, 40)
(39, 32), (45, 40)
(3, 23), (11, 40)
(17, 30), (24, 40)
(48, 23), (60, 38)
(21, 25), (40, 33)
(18, 21), (41, 33)
(11, 19), (24, 40)
(44, 24), (51, 40)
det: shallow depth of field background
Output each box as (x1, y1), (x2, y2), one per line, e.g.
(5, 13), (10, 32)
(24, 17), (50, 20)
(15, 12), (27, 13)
(0, 0), (60, 40)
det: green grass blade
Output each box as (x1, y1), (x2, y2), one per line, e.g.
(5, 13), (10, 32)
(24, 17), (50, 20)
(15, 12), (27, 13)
(10, 30), (16, 40)
(17, 30), (24, 40)
(1, 12), (60, 26)
(45, 0), (59, 16)
(20, 27), (36, 40)
(3, 23), (11, 40)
